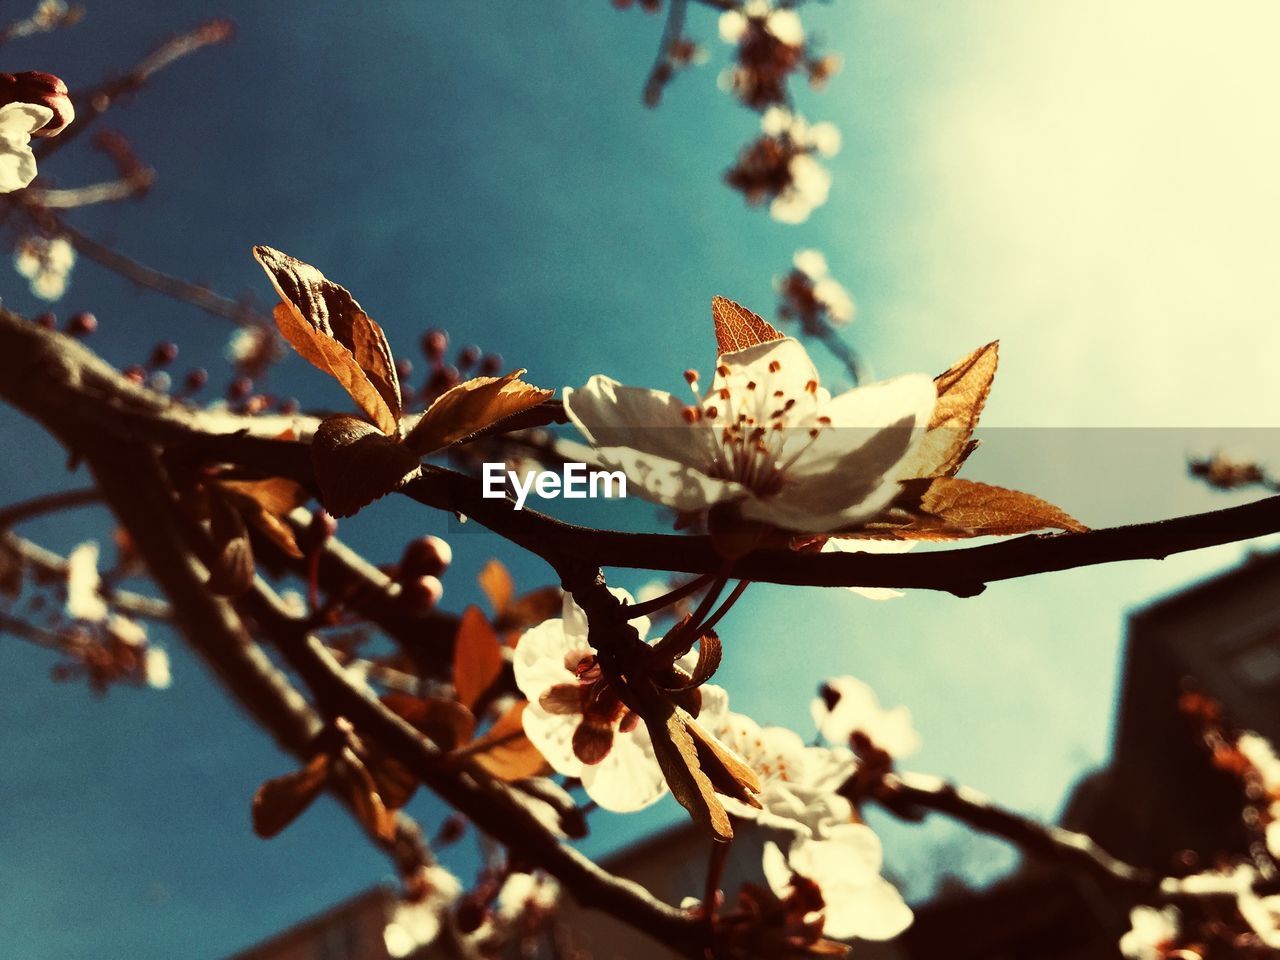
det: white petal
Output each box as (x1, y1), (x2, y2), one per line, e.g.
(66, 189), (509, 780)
(718, 10), (747, 43)
(0, 135), (38, 193)
(521, 704), (584, 778)
(564, 376), (719, 475)
(824, 875), (913, 941)
(823, 537), (914, 599)
(587, 444), (749, 514)
(579, 721), (668, 812)
(808, 122), (843, 158)
(761, 841), (791, 896)
(770, 191), (814, 225)
(65, 541), (108, 622)
(144, 647), (172, 689)
(765, 9), (804, 46)
(792, 248), (828, 279)
(760, 106), (793, 137)
(512, 618), (578, 701)
(0, 102), (54, 138)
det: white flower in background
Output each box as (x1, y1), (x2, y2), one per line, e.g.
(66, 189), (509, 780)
(563, 337), (934, 534)
(763, 823), (913, 941)
(755, 110), (841, 224)
(1239, 891), (1280, 949)
(701, 686), (854, 837)
(790, 248), (855, 326)
(634, 579), (670, 606)
(514, 588), (671, 812)
(496, 870), (560, 922)
(719, 1), (804, 47)
(1238, 732), (1280, 792)
(383, 866), (462, 958)
(65, 541), (108, 622)
(0, 101), (53, 192)
(1118, 905), (1179, 959)
(143, 647), (172, 689)
(811, 676), (920, 758)
(13, 234), (75, 301)
(822, 538), (913, 599)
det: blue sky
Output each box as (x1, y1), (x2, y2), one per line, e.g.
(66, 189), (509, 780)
(3, 2), (1280, 957)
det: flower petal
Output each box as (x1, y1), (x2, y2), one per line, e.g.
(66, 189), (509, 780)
(579, 721), (668, 812)
(521, 703), (584, 778)
(513, 618), (578, 702)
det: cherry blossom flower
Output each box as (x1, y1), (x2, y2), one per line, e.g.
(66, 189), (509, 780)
(65, 541), (108, 622)
(1118, 905), (1179, 960)
(727, 110), (841, 223)
(383, 865), (462, 958)
(778, 248), (855, 329)
(811, 676), (920, 758)
(496, 870), (560, 923)
(1238, 891), (1280, 950)
(514, 588), (675, 811)
(762, 823), (913, 941)
(13, 234), (76, 301)
(717, 1), (807, 109)
(563, 337), (934, 534)
(700, 686), (855, 837)
(0, 101), (53, 193)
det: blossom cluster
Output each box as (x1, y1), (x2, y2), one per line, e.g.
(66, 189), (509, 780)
(726, 108), (841, 223)
(717, 0), (841, 110)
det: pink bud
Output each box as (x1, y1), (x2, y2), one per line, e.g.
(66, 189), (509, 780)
(0, 72), (74, 137)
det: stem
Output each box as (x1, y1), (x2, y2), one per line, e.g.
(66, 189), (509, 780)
(698, 580), (750, 636)
(626, 575), (714, 620)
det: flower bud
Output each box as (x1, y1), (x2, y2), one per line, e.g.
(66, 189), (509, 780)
(399, 535), (452, 579)
(0, 72), (73, 137)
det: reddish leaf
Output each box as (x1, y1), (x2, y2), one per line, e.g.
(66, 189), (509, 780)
(218, 477), (309, 559)
(477, 558), (515, 616)
(712, 295), (785, 356)
(339, 748), (398, 843)
(381, 692), (477, 751)
(253, 246), (401, 435)
(453, 606), (504, 710)
(252, 753), (330, 838)
(404, 371), (553, 456)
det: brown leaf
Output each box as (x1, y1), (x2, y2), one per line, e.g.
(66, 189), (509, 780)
(900, 477), (1087, 537)
(252, 753), (330, 838)
(217, 478), (310, 559)
(453, 606), (504, 710)
(641, 695), (736, 841)
(712, 295), (785, 357)
(468, 703), (549, 781)
(381, 692), (477, 751)
(338, 748), (398, 843)
(478, 558), (515, 615)
(899, 342), (999, 480)
(685, 715), (762, 808)
(364, 749), (419, 811)
(311, 414), (421, 518)
(253, 246), (401, 435)
(403, 371), (553, 456)
(688, 631), (723, 688)
(206, 487), (254, 596)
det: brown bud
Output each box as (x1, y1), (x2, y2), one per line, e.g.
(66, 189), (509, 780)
(0, 72), (73, 137)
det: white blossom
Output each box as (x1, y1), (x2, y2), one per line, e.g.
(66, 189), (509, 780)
(1118, 905), (1179, 959)
(513, 588), (670, 812)
(496, 870), (560, 922)
(811, 675), (920, 758)
(0, 102), (53, 193)
(792, 249), (828, 280)
(763, 823), (913, 941)
(563, 337), (934, 534)
(383, 866), (462, 958)
(65, 541), (108, 622)
(13, 234), (75, 301)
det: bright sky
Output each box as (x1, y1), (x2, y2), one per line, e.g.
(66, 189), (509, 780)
(2, 3), (1279, 957)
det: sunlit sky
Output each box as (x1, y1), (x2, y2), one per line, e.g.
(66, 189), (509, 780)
(2, 2), (1280, 957)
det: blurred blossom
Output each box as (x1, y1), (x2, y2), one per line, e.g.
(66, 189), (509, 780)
(718, 1), (808, 109)
(726, 110), (839, 224)
(0, 102), (54, 192)
(778, 248), (857, 331)
(383, 866), (462, 958)
(762, 823), (913, 941)
(495, 870), (559, 922)
(1118, 905), (1179, 959)
(225, 324), (278, 378)
(144, 647), (172, 689)
(14, 234), (76, 301)
(811, 675), (920, 758)
(65, 541), (108, 622)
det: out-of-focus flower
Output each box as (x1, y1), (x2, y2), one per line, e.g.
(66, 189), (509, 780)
(225, 324), (280, 378)
(0, 101), (53, 192)
(13, 234), (75, 300)
(513, 588), (671, 811)
(718, 1), (807, 109)
(726, 111), (841, 224)
(144, 647), (172, 689)
(1118, 905), (1179, 960)
(0, 71), (72, 137)
(777, 247), (856, 333)
(811, 676), (920, 758)
(495, 870), (560, 922)
(1239, 891), (1280, 949)
(384, 866), (462, 958)
(762, 823), (913, 941)
(65, 541), (108, 622)
(564, 337), (934, 533)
